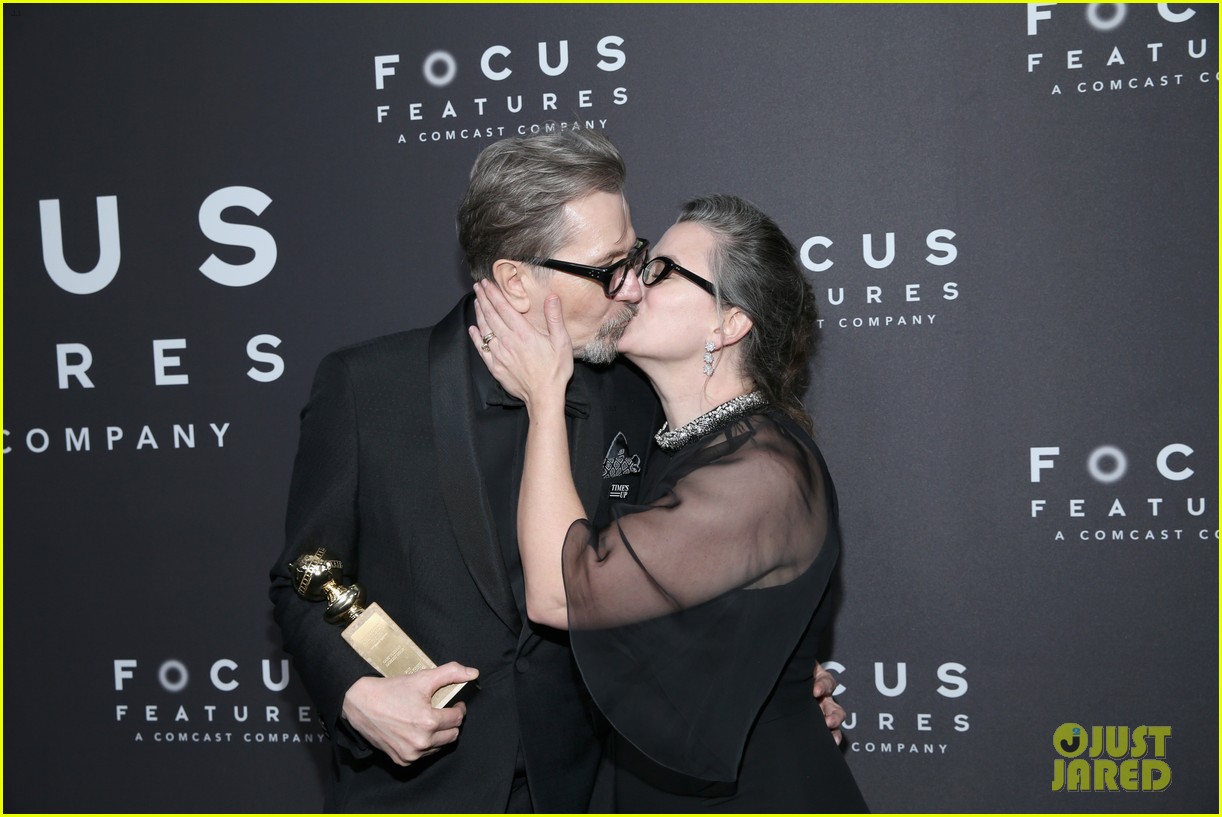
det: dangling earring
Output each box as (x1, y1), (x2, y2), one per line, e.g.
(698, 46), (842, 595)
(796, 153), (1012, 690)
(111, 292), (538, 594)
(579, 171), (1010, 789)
(703, 341), (716, 377)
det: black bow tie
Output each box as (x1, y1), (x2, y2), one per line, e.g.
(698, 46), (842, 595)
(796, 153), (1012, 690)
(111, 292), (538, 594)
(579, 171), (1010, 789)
(485, 378), (590, 418)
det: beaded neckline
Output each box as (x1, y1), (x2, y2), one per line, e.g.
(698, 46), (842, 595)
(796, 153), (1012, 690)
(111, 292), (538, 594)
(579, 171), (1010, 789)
(654, 391), (769, 452)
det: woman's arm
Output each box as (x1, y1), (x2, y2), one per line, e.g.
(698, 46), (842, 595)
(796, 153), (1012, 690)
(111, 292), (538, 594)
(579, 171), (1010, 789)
(517, 386), (582, 628)
(471, 282), (585, 628)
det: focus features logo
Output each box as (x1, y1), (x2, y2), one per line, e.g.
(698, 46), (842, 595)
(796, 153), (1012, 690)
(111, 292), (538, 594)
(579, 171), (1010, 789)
(112, 657), (326, 746)
(1025, 3), (1217, 97)
(805, 229), (960, 332)
(1052, 722), (1172, 792)
(1027, 443), (1217, 544)
(4, 187), (286, 458)
(822, 660), (970, 757)
(371, 36), (628, 146)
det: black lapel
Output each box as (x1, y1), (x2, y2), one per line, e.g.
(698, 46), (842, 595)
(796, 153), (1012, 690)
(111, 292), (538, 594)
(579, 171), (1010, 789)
(428, 297), (522, 634)
(570, 363), (606, 516)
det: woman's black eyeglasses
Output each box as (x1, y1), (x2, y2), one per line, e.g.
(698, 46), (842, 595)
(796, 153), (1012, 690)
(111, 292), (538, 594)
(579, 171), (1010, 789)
(522, 237), (650, 297)
(640, 256), (717, 297)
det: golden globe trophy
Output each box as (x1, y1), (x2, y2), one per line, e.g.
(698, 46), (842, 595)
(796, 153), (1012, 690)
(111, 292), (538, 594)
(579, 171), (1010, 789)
(288, 547), (466, 707)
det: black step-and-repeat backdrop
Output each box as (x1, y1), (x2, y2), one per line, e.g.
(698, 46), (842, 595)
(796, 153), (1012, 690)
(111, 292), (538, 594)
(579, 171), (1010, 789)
(4, 4), (1217, 812)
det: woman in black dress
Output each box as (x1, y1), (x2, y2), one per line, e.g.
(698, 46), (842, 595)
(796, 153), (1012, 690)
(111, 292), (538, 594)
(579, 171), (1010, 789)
(473, 194), (868, 812)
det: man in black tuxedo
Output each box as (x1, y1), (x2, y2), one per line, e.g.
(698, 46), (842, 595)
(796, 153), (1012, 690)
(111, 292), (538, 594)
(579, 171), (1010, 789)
(270, 129), (843, 812)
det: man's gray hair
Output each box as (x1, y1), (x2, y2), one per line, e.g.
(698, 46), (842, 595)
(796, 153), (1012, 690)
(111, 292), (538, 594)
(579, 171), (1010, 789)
(457, 128), (627, 282)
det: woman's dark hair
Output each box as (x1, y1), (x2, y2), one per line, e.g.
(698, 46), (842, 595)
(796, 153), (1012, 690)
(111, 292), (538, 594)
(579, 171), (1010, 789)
(678, 194), (818, 431)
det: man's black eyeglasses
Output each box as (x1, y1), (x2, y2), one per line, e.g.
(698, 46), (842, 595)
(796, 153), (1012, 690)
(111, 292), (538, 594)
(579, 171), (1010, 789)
(641, 256), (717, 298)
(523, 237), (650, 297)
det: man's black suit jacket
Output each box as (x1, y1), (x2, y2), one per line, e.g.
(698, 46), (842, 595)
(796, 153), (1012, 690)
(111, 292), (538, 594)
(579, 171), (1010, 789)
(269, 296), (659, 812)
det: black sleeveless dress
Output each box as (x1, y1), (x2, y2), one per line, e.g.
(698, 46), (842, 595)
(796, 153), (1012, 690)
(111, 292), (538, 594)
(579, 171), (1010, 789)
(561, 411), (868, 812)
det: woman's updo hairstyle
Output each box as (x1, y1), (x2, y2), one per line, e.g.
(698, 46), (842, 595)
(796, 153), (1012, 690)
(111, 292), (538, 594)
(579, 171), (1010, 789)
(678, 194), (818, 431)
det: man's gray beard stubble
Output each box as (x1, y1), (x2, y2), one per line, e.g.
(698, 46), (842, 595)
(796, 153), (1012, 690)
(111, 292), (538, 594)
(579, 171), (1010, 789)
(578, 303), (638, 365)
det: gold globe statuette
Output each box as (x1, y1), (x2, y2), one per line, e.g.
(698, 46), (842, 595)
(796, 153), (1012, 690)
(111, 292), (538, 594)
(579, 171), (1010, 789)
(288, 548), (466, 707)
